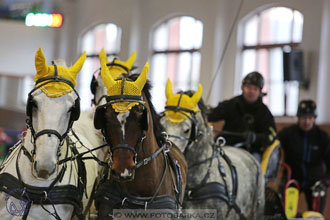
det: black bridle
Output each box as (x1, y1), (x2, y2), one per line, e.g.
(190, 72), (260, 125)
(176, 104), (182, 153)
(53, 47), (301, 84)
(163, 92), (204, 149)
(94, 76), (164, 181)
(25, 64), (80, 168)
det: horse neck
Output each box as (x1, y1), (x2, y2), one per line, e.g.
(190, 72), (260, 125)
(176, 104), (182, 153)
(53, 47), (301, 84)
(185, 116), (214, 188)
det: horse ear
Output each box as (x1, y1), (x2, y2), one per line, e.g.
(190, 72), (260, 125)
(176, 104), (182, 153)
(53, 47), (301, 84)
(165, 79), (174, 99)
(191, 83), (203, 105)
(100, 51), (116, 94)
(34, 47), (49, 80)
(99, 48), (108, 64)
(126, 50), (137, 69)
(134, 62), (149, 91)
(69, 51), (86, 79)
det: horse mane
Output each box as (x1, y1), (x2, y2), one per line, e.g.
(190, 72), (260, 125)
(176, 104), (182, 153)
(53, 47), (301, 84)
(127, 74), (166, 146)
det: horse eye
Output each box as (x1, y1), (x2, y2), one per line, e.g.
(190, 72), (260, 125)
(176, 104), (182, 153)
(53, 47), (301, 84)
(184, 129), (190, 134)
(135, 105), (144, 113)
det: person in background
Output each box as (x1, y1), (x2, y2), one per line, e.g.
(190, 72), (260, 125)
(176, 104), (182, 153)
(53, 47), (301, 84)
(277, 100), (330, 212)
(208, 71), (276, 161)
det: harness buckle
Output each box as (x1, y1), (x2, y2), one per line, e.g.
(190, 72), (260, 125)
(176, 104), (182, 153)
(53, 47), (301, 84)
(143, 158), (149, 165)
(21, 187), (27, 197)
(174, 186), (179, 195)
(121, 197), (127, 206)
(164, 147), (170, 154)
(43, 191), (48, 201)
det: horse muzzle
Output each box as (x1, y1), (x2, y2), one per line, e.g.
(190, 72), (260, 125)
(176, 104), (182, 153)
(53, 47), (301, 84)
(111, 166), (135, 182)
(33, 160), (57, 180)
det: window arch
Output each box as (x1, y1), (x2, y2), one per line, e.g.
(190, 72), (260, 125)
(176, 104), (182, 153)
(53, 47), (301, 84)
(150, 16), (203, 112)
(79, 23), (122, 111)
(240, 7), (304, 116)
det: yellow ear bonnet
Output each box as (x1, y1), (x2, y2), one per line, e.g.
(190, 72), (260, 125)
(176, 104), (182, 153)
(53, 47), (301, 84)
(34, 47), (86, 97)
(99, 49), (137, 80)
(165, 79), (203, 124)
(100, 57), (149, 113)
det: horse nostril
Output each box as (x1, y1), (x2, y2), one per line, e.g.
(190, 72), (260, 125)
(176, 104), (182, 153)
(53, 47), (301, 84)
(37, 170), (50, 179)
(111, 169), (120, 177)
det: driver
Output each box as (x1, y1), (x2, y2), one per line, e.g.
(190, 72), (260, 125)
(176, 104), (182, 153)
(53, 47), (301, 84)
(207, 71), (276, 161)
(277, 100), (330, 212)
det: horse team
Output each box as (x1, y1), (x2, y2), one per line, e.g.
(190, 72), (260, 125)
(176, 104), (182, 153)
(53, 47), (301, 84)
(0, 48), (267, 219)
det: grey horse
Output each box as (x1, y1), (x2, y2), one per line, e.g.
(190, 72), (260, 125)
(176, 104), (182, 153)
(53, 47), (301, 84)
(160, 80), (265, 220)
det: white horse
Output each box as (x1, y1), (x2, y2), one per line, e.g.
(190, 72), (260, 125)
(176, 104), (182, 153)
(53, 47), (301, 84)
(160, 80), (265, 220)
(0, 48), (98, 220)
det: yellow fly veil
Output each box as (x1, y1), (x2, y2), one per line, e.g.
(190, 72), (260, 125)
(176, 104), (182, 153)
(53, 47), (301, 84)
(165, 79), (203, 124)
(100, 55), (149, 112)
(34, 47), (86, 97)
(99, 48), (137, 80)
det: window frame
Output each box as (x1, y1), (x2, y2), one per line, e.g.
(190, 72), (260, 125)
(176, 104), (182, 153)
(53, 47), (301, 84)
(239, 7), (304, 116)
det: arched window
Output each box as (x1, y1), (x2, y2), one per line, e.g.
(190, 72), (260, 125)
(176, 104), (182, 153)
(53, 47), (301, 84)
(240, 7), (303, 116)
(79, 23), (121, 111)
(150, 16), (203, 112)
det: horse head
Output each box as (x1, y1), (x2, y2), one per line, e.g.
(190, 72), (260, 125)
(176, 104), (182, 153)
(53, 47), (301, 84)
(27, 48), (86, 179)
(90, 48), (137, 106)
(94, 51), (151, 181)
(160, 79), (205, 152)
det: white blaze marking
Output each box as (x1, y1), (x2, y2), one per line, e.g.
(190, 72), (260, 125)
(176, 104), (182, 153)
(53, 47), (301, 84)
(117, 112), (130, 138)
(121, 168), (132, 177)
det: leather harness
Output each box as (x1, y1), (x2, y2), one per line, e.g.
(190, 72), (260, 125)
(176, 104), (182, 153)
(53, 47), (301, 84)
(164, 97), (250, 220)
(0, 136), (87, 220)
(93, 142), (183, 213)
(185, 146), (247, 220)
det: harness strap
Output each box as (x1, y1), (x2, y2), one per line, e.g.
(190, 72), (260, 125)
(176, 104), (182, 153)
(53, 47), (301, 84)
(0, 173), (83, 215)
(21, 145), (33, 162)
(186, 182), (246, 220)
(135, 143), (168, 169)
(6, 137), (86, 219)
(58, 130), (109, 167)
(186, 145), (244, 219)
(94, 180), (178, 211)
(34, 129), (64, 142)
(166, 152), (184, 205)
(95, 95), (108, 106)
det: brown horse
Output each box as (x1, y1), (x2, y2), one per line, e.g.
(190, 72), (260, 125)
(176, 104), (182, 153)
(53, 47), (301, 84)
(92, 59), (187, 219)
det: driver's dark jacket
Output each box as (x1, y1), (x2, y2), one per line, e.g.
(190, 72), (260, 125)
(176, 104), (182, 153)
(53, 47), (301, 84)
(207, 95), (276, 154)
(278, 124), (330, 189)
